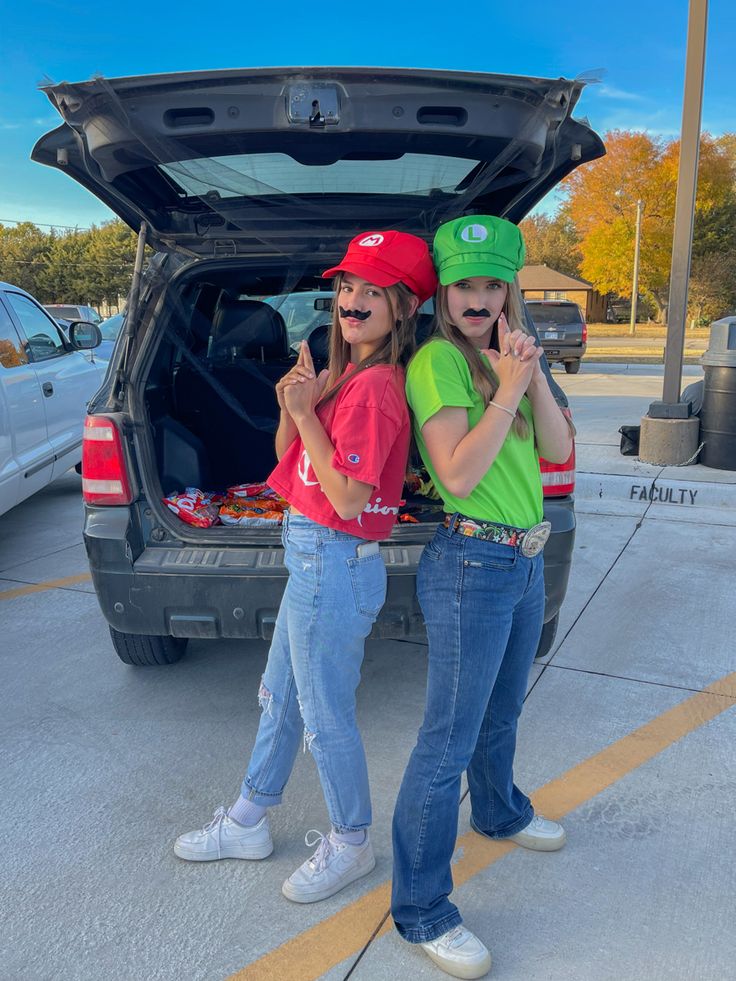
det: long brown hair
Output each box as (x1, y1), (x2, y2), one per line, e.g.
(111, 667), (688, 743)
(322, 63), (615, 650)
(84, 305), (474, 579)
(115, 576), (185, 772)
(317, 273), (418, 407)
(432, 276), (531, 439)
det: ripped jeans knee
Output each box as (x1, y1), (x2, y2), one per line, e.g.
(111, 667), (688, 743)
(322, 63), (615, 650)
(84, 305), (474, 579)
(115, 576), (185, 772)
(258, 678), (274, 717)
(296, 693), (317, 753)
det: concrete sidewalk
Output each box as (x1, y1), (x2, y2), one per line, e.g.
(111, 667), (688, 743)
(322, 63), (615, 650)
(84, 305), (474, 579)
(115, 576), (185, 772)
(1, 367), (734, 981)
(565, 362), (736, 519)
(239, 481), (735, 981)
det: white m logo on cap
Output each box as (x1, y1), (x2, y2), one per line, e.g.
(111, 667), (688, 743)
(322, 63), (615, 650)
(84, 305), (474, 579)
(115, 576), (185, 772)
(359, 234), (385, 247)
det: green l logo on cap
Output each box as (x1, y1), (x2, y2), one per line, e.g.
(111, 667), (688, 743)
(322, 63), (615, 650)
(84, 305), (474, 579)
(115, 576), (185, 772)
(460, 224), (489, 243)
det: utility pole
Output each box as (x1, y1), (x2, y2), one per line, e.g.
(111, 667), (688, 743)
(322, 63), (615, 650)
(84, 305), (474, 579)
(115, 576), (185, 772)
(639, 0), (708, 464)
(629, 199), (643, 337)
(658, 0), (708, 408)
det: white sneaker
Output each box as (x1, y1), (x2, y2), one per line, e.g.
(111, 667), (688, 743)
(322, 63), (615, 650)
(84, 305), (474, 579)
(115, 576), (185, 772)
(420, 925), (492, 979)
(174, 805), (273, 861)
(507, 814), (566, 851)
(281, 829), (375, 904)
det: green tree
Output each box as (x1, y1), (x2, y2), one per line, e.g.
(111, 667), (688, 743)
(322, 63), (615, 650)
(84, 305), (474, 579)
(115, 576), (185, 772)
(36, 231), (90, 303)
(0, 222), (50, 295)
(85, 220), (139, 306)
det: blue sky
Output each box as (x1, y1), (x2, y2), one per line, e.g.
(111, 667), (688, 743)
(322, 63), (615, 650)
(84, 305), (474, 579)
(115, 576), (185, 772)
(1, 0), (733, 231)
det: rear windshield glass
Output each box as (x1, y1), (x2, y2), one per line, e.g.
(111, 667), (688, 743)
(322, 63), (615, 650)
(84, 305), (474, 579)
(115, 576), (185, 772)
(45, 305), (81, 319)
(526, 304), (582, 326)
(161, 153), (479, 199)
(263, 292), (332, 348)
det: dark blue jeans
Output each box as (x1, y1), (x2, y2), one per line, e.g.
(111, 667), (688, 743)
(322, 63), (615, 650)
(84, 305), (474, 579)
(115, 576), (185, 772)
(391, 523), (545, 943)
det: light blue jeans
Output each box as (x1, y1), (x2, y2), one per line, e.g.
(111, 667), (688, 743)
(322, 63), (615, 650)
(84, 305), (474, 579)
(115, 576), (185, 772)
(392, 522), (545, 942)
(242, 512), (387, 832)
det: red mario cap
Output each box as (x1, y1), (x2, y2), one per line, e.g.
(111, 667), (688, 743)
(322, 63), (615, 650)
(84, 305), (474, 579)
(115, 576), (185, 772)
(322, 231), (437, 304)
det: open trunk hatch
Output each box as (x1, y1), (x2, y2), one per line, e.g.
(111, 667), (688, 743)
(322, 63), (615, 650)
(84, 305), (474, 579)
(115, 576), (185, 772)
(32, 67), (604, 255)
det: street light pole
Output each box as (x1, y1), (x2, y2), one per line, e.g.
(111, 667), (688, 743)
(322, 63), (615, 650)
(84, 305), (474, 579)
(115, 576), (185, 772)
(629, 199), (643, 337)
(660, 0), (708, 407)
(638, 0), (708, 466)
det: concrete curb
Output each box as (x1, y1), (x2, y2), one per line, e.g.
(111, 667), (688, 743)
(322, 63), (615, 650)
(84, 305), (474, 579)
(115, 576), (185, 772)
(576, 469), (736, 514)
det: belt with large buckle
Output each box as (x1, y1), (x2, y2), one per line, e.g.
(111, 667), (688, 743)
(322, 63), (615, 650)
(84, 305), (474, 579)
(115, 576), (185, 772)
(443, 513), (551, 558)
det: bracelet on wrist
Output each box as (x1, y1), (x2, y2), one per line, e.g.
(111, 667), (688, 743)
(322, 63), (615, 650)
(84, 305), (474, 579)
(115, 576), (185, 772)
(488, 399), (517, 421)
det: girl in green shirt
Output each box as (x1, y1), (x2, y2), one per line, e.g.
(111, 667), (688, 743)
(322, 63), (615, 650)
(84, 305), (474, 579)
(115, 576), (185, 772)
(391, 216), (574, 979)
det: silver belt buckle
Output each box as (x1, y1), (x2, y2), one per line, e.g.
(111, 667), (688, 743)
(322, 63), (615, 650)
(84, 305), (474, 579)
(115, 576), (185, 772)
(520, 521), (551, 558)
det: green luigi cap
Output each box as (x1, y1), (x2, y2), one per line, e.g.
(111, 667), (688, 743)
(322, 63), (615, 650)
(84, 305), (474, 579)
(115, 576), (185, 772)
(433, 215), (526, 286)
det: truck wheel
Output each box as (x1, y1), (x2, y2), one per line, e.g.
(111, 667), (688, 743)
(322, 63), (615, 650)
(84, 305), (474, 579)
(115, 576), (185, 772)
(534, 613), (559, 660)
(565, 360), (581, 374)
(109, 627), (187, 666)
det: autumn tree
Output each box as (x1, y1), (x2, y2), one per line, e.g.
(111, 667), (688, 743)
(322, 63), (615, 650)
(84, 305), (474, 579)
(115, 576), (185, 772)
(561, 130), (736, 322)
(519, 212), (582, 278)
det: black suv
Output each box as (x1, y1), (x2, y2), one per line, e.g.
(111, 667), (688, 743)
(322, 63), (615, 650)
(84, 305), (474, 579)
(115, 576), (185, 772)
(526, 300), (588, 374)
(33, 68), (604, 666)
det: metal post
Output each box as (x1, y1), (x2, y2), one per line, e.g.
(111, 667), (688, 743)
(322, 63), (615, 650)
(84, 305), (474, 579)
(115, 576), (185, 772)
(652, 0), (709, 414)
(629, 199), (643, 337)
(639, 0), (707, 464)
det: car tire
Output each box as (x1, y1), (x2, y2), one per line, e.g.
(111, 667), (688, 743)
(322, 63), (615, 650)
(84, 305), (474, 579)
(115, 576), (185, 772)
(534, 613), (559, 660)
(109, 627), (187, 666)
(564, 360), (581, 374)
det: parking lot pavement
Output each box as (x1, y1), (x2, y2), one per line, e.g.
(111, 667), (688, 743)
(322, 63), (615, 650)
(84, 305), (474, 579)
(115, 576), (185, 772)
(1, 373), (735, 981)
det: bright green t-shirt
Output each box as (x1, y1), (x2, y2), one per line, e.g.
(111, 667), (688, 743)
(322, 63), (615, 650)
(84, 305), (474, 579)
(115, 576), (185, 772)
(405, 338), (543, 528)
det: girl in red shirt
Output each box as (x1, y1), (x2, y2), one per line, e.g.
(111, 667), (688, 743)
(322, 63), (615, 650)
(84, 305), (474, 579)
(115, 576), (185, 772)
(175, 231), (436, 904)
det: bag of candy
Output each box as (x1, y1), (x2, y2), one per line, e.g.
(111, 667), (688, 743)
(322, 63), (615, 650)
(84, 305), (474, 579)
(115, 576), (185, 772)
(162, 488), (221, 528)
(219, 499), (283, 527)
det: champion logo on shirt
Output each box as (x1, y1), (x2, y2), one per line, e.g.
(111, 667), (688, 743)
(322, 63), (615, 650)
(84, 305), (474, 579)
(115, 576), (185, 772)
(347, 453), (361, 464)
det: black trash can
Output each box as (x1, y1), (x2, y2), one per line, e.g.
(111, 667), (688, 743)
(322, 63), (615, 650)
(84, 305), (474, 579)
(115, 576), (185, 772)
(700, 317), (736, 471)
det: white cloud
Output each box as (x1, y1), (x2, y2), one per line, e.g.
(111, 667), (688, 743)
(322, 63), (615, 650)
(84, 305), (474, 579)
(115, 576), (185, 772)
(0, 116), (59, 130)
(597, 85), (647, 102)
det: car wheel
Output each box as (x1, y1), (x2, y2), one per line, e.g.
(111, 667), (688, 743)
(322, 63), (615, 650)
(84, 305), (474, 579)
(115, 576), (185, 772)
(564, 360), (581, 374)
(109, 627), (187, 666)
(534, 613), (559, 660)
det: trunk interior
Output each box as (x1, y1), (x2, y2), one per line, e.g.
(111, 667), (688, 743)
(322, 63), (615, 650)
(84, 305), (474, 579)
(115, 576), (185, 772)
(139, 259), (443, 534)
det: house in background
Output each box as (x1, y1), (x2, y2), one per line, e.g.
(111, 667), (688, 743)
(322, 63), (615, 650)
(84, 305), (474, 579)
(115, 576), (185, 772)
(518, 265), (608, 322)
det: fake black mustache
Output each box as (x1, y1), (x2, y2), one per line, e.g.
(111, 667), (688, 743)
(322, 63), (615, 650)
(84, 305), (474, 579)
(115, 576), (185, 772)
(339, 307), (372, 321)
(463, 308), (492, 319)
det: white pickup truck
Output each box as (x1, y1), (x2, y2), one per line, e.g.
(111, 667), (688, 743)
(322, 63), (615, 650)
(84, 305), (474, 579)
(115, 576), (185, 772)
(0, 282), (105, 517)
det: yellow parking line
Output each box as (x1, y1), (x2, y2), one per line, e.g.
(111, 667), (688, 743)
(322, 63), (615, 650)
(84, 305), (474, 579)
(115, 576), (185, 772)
(0, 573), (92, 601)
(230, 671), (736, 981)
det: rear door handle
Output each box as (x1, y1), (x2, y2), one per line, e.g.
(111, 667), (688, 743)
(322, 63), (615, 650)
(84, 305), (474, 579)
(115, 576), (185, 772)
(42, 382), (54, 397)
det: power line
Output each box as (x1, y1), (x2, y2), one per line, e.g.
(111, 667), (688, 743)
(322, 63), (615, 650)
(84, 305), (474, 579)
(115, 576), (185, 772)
(0, 217), (97, 231)
(3, 257), (134, 270)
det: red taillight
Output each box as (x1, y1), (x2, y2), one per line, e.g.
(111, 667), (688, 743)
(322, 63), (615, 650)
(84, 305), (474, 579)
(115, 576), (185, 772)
(581, 322), (588, 344)
(540, 408), (576, 496)
(540, 447), (576, 496)
(82, 416), (133, 505)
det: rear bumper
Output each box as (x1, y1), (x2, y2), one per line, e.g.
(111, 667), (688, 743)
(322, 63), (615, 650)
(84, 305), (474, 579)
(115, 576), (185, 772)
(84, 498), (575, 641)
(540, 341), (586, 362)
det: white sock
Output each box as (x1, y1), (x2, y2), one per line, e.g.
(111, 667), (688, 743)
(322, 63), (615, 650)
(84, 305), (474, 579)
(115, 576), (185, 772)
(228, 795), (267, 826)
(330, 827), (366, 846)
